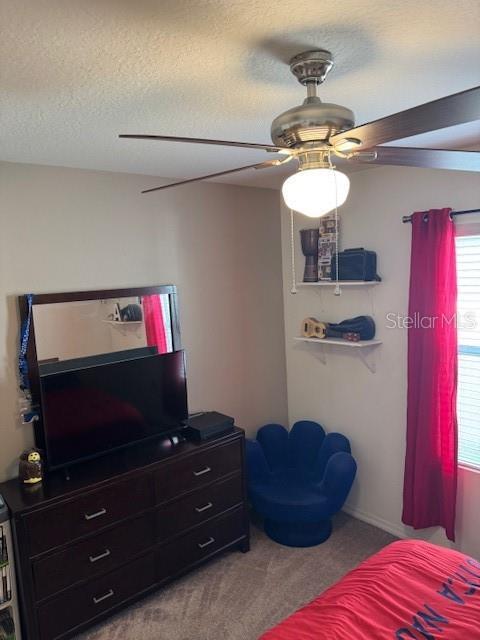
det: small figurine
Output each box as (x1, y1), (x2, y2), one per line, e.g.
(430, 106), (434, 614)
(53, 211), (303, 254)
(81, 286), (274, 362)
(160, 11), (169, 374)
(19, 448), (44, 484)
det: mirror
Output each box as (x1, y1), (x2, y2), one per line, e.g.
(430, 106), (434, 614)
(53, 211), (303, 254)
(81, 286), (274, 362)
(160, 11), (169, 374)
(20, 285), (181, 407)
(33, 294), (174, 369)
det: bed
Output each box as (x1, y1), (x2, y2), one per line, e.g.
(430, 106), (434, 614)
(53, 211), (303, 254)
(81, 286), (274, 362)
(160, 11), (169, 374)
(259, 539), (480, 639)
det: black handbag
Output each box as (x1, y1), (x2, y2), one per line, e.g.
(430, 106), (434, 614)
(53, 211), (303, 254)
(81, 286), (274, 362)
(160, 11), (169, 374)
(331, 248), (381, 281)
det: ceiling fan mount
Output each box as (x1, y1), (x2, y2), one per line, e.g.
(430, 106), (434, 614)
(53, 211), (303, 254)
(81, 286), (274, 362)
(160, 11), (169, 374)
(119, 47), (480, 199)
(271, 50), (355, 149)
(288, 49), (334, 86)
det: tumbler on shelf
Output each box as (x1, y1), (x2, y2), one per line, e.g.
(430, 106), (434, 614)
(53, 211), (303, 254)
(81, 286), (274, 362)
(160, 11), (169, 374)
(300, 228), (320, 282)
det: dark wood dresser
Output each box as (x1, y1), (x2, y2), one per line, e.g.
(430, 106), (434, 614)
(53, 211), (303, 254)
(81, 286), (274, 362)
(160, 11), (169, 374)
(0, 428), (249, 640)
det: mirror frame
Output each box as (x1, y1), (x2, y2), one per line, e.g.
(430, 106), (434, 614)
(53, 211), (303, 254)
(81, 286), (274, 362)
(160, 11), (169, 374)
(19, 284), (181, 449)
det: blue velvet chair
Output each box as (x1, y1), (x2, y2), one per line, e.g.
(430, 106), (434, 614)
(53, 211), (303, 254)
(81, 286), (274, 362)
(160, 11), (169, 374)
(246, 421), (357, 547)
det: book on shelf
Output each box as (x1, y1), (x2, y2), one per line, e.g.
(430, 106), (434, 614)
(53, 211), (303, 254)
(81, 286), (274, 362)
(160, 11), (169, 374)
(0, 568), (10, 604)
(0, 527), (11, 605)
(0, 525), (4, 565)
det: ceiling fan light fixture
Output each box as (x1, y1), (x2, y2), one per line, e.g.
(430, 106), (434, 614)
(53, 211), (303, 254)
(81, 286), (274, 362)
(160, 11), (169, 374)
(281, 167), (350, 218)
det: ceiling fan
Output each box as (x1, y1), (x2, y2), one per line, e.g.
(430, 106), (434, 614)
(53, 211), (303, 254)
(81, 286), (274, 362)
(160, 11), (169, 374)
(120, 49), (480, 217)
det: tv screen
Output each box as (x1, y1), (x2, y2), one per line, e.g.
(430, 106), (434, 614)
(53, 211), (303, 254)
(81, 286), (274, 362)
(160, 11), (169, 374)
(39, 351), (188, 469)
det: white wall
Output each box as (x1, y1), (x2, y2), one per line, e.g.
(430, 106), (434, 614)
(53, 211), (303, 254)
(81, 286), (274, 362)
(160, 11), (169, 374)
(33, 301), (114, 361)
(33, 298), (150, 360)
(281, 166), (480, 558)
(0, 161), (288, 481)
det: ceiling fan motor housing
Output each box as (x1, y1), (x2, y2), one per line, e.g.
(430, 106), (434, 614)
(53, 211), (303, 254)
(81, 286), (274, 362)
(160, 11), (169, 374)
(270, 97), (355, 148)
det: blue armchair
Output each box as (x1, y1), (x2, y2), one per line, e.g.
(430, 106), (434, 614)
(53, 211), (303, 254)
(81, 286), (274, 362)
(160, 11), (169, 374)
(246, 421), (357, 547)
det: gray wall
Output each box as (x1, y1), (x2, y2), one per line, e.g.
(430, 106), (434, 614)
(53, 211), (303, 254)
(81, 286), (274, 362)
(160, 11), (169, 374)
(0, 161), (288, 480)
(281, 165), (480, 558)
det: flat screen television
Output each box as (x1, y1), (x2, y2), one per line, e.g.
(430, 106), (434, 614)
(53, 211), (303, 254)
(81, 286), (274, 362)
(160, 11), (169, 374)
(39, 350), (188, 470)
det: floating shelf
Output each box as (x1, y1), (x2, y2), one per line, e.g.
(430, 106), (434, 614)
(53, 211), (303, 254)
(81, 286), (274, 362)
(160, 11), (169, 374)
(102, 320), (144, 337)
(296, 281), (380, 288)
(294, 337), (382, 347)
(102, 320), (143, 325)
(294, 337), (382, 372)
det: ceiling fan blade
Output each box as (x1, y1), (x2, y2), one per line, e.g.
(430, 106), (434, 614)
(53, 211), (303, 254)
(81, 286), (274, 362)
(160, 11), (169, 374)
(141, 162), (273, 194)
(349, 146), (480, 172)
(120, 134), (286, 153)
(332, 85), (480, 149)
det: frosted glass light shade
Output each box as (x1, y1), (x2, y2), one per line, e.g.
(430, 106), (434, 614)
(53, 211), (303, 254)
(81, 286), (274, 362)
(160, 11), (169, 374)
(282, 168), (350, 217)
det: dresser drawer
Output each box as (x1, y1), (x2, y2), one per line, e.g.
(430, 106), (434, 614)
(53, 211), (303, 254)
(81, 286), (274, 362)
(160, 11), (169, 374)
(25, 475), (153, 556)
(158, 508), (245, 581)
(33, 513), (155, 601)
(37, 551), (156, 640)
(155, 440), (242, 502)
(156, 473), (243, 542)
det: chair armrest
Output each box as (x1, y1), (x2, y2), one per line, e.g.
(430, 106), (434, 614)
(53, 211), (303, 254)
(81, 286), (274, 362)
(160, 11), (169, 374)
(319, 452), (357, 512)
(245, 439), (271, 483)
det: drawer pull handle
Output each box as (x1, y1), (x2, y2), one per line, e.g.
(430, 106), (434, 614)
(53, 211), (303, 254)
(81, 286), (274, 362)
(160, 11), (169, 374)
(195, 502), (213, 513)
(93, 589), (114, 605)
(89, 548), (111, 563)
(193, 466), (211, 477)
(198, 536), (215, 549)
(84, 508), (107, 521)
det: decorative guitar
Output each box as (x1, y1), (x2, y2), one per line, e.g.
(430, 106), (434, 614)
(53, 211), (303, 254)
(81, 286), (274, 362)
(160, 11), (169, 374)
(302, 316), (376, 342)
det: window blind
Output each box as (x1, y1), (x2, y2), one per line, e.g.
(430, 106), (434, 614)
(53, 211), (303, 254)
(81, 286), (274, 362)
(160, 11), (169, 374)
(456, 234), (480, 468)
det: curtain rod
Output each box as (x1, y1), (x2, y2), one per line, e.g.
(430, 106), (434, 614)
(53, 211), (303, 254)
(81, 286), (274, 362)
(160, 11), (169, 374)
(402, 208), (480, 223)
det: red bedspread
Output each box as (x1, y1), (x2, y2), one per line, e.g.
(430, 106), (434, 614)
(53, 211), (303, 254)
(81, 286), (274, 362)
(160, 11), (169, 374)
(260, 540), (480, 639)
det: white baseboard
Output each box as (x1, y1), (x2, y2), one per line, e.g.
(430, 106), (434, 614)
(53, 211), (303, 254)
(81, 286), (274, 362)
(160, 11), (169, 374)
(342, 504), (461, 554)
(342, 504), (409, 540)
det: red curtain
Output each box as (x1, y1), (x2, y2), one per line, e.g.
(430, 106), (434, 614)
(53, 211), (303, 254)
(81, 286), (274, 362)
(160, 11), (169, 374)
(402, 209), (458, 541)
(142, 295), (167, 354)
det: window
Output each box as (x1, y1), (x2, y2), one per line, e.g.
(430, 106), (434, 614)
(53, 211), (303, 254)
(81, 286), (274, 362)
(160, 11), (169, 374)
(456, 234), (480, 468)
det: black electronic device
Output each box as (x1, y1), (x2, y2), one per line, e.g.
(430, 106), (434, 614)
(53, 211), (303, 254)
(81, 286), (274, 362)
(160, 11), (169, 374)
(185, 411), (235, 441)
(39, 350), (188, 469)
(331, 248), (381, 281)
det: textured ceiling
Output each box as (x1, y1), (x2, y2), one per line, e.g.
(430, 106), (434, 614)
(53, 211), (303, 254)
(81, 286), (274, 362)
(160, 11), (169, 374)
(2, 0), (480, 190)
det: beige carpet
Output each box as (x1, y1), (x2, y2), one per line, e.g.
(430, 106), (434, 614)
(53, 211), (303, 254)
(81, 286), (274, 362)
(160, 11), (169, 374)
(75, 513), (397, 640)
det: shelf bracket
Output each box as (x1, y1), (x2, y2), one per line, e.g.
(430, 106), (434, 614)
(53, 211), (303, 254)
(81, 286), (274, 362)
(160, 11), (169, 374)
(357, 348), (377, 373)
(294, 337), (381, 373)
(311, 346), (377, 371)
(312, 346), (327, 365)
